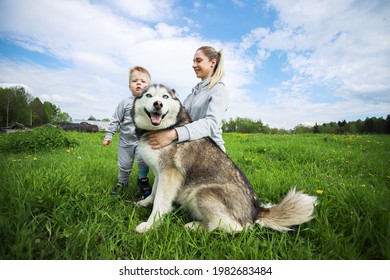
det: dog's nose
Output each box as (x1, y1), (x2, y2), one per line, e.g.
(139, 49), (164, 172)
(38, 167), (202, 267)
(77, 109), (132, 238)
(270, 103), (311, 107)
(153, 101), (163, 110)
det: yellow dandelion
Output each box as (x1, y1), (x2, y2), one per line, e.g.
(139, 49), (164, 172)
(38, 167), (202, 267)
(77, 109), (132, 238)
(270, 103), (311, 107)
(66, 149), (71, 153)
(33, 157), (38, 161)
(316, 189), (324, 195)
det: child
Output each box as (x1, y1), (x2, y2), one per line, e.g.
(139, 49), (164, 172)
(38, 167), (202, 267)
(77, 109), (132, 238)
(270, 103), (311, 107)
(103, 66), (152, 197)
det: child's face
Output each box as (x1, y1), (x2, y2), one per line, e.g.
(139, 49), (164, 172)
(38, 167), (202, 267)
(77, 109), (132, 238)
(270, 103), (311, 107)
(129, 71), (150, 96)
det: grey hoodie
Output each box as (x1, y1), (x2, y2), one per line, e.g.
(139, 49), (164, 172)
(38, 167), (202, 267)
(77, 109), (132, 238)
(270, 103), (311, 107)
(105, 96), (138, 144)
(176, 78), (229, 152)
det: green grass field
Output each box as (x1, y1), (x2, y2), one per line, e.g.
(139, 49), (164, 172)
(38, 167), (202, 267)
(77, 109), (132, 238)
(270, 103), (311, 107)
(1, 131), (389, 260)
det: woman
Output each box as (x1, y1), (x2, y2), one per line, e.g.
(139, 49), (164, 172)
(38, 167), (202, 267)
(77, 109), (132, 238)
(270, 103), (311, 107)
(148, 46), (229, 152)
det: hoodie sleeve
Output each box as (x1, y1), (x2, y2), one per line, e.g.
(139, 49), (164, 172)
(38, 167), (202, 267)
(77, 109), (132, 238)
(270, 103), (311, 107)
(176, 84), (229, 142)
(104, 99), (126, 139)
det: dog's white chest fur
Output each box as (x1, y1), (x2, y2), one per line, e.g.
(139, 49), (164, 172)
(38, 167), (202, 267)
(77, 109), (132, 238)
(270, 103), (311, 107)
(138, 137), (161, 170)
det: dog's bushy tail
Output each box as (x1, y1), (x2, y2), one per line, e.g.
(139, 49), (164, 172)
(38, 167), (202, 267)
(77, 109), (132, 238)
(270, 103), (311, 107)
(255, 187), (318, 232)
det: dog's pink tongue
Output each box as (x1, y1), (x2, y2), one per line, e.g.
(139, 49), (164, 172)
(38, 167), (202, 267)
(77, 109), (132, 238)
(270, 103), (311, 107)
(151, 113), (162, 126)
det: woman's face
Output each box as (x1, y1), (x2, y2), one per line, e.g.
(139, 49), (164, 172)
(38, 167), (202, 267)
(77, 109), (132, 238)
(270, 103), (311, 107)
(192, 50), (216, 80)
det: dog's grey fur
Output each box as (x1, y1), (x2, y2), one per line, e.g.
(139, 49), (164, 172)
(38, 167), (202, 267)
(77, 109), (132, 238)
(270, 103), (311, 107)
(132, 84), (317, 233)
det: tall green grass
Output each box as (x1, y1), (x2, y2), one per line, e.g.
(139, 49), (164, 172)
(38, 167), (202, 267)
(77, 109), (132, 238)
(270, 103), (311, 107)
(0, 130), (389, 259)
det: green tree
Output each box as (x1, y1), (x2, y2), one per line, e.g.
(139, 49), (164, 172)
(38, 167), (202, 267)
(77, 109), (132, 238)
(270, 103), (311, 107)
(372, 117), (386, 134)
(313, 123), (320, 133)
(355, 119), (364, 134)
(43, 101), (55, 123)
(236, 117), (257, 133)
(293, 124), (313, 134)
(337, 120), (348, 134)
(0, 86), (32, 127)
(1, 86), (73, 127)
(318, 122), (338, 134)
(43, 101), (72, 124)
(222, 117), (268, 133)
(363, 117), (375, 133)
(56, 111), (72, 123)
(385, 115), (390, 133)
(30, 97), (48, 126)
(0, 88), (14, 127)
(222, 118), (237, 132)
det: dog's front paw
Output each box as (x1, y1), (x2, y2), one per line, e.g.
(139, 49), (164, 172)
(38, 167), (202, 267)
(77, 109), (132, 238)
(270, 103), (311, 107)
(184, 221), (203, 231)
(136, 222), (151, 233)
(135, 196), (154, 207)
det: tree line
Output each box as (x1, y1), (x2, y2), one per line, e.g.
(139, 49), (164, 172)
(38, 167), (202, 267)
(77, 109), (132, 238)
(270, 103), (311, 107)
(0, 86), (72, 128)
(222, 117), (287, 134)
(2, 86), (389, 134)
(223, 116), (390, 134)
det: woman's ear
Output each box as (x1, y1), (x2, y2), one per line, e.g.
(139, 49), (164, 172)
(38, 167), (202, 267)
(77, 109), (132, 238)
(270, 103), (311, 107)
(211, 58), (217, 68)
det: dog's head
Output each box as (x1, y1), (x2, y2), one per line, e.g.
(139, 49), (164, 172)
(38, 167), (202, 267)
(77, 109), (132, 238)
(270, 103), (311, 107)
(132, 84), (184, 131)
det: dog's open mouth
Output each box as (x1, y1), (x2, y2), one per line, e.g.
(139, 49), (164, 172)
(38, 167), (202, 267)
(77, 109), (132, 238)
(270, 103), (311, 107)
(144, 108), (168, 126)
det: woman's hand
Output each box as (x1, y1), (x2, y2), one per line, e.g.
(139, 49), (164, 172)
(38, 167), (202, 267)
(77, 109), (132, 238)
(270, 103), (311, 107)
(147, 129), (178, 149)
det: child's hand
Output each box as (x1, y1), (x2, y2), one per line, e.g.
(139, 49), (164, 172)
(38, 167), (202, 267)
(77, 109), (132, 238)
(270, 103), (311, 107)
(103, 138), (112, 146)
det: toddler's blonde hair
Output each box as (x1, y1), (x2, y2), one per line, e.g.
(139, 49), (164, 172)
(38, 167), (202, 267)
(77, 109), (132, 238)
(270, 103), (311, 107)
(129, 66), (151, 85)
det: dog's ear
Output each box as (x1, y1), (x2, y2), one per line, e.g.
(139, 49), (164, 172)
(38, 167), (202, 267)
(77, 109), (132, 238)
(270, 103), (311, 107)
(171, 88), (179, 99)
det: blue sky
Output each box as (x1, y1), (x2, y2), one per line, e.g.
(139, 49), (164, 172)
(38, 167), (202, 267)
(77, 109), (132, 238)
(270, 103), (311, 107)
(1, 0), (389, 129)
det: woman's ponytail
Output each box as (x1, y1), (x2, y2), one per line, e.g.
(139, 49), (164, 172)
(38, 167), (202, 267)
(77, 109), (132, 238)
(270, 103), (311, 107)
(197, 46), (225, 89)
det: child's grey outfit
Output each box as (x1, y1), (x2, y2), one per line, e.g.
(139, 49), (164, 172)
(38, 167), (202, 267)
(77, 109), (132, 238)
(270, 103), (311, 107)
(105, 96), (148, 184)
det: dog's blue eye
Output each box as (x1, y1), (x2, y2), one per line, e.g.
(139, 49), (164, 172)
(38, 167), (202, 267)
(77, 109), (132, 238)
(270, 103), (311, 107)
(163, 95), (169, 99)
(145, 94), (152, 98)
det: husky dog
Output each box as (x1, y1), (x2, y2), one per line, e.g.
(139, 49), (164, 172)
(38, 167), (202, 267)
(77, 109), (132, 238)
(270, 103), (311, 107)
(132, 84), (317, 233)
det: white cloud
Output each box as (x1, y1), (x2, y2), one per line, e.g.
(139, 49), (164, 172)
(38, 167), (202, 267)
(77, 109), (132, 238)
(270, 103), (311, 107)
(240, 27), (269, 50)
(111, 0), (175, 21)
(0, 59), (123, 117)
(232, 0), (245, 8)
(262, 0), (390, 96)
(0, 0), (157, 61)
(155, 22), (189, 38)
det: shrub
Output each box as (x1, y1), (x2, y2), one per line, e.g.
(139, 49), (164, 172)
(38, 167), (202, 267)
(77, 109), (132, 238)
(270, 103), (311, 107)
(0, 126), (78, 153)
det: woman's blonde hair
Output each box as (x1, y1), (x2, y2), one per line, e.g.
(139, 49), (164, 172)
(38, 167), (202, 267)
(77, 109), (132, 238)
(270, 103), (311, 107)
(197, 46), (225, 89)
(129, 66), (151, 85)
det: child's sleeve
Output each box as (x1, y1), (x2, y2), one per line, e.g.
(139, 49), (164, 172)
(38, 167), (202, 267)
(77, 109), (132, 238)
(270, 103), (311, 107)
(105, 99), (126, 139)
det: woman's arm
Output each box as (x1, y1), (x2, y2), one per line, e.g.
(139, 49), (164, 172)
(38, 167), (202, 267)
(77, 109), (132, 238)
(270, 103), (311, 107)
(176, 84), (228, 142)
